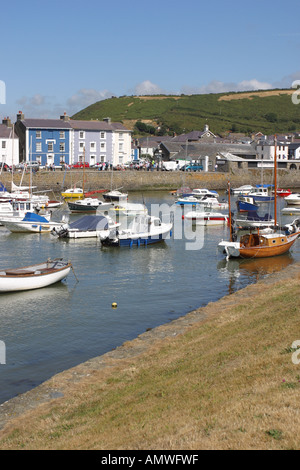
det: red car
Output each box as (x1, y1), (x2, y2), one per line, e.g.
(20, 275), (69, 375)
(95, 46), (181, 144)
(72, 162), (90, 169)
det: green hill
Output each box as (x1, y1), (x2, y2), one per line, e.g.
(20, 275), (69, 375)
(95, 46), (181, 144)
(72, 89), (300, 136)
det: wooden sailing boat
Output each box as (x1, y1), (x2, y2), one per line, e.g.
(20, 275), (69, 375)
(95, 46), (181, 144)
(219, 138), (300, 259)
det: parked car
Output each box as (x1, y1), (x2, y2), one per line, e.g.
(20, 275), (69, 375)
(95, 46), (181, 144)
(0, 163), (11, 172)
(72, 162), (90, 169)
(26, 161), (40, 169)
(180, 164), (203, 172)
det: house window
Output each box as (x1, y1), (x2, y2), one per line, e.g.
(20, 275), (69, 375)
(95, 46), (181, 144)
(60, 131), (65, 139)
(119, 143), (124, 152)
(36, 142), (42, 152)
(100, 155), (105, 162)
(60, 143), (65, 152)
(48, 142), (54, 152)
(36, 131), (41, 139)
(119, 133), (123, 140)
(79, 131), (85, 139)
(100, 132), (105, 139)
(2, 141), (6, 149)
(79, 142), (85, 151)
(90, 142), (96, 151)
(100, 142), (106, 150)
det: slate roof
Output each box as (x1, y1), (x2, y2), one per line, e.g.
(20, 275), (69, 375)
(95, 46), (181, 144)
(21, 119), (72, 129)
(19, 118), (131, 132)
(0, 124), (18, 139)
(161, 141), (257, 159)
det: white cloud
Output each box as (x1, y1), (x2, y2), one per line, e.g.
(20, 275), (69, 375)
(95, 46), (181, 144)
(66, 88), (114, 113)
(134, 80), (165, 95)
(181, 78), (272, 95)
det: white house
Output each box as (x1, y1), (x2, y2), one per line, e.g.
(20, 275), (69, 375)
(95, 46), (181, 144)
(256, 138), (289, 160)
(0, 119), (19, 166)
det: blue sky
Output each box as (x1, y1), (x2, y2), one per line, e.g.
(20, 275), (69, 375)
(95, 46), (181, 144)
(1, 0), (300, 120)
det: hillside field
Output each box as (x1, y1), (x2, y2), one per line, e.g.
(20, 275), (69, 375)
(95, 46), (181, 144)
(72, 89), (300, 136)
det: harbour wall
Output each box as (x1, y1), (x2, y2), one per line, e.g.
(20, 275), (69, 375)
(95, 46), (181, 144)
(1, 169), (300, 193)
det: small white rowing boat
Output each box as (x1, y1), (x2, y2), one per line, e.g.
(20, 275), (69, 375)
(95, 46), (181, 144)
(0, 259), (72, 293)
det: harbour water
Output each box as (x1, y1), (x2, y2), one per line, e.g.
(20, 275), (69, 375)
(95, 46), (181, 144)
(0, 190), (299, 405)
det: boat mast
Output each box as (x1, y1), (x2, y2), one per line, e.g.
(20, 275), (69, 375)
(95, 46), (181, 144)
(274, 135), (277, 227)
(83, 146), (85, 195)
(228, 181), (232, 242)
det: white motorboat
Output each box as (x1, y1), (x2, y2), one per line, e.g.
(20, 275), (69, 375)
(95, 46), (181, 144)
(183, 209), (228, 226)
(52, 214), (119, 239)
(284, 193), (300, 205)
(0, 200), (51, 225)
(1, 212), (63, 233)
(0, 259), (72, 293)
(183, 188), (219, 198)
(108, 203), (148, 217)
(230, 185), (254, 195)
(176, 195), (228, 210)
(99, 215), (173, 247)
(102, 190), (128, 202)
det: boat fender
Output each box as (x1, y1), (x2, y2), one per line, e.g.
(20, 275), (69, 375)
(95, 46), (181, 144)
(137, 239), (141, 247)
(112, 302), (118, 309)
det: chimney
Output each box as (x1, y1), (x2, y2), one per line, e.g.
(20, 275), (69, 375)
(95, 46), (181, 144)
(17, 111), (24, 121)
(60, 112), (70, 121)
(103, 117), (111, 124)
(2, 117), (12, 127)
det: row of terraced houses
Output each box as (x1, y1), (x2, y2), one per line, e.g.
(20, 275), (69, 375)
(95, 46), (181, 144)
(0, 112), (133, 168)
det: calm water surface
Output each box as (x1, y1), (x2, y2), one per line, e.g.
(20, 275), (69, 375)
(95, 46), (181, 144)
(0, 190), (299, 404)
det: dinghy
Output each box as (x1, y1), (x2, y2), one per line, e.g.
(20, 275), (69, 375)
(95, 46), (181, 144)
(0, 259), (72, 293)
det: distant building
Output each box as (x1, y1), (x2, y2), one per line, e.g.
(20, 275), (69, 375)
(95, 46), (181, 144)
(0, 118), (19, 166)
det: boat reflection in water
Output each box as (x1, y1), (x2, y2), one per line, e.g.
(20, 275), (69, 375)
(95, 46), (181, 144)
(217, 253), (294, 294)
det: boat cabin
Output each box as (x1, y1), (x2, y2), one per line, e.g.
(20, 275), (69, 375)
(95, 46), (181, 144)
(240, 232), (287, 248)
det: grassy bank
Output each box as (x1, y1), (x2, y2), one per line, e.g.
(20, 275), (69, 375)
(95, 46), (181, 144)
(0, 263), (300, 449)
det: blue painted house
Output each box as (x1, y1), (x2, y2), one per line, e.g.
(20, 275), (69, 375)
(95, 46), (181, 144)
(15, 112), (72, 167)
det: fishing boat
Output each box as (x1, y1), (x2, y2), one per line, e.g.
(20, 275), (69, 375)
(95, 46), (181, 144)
(1, 212), (63, 233)
(67, 198), (113, 214)
(183, 210), (228, 226)
(242, 184), (274, 203)
(236, 196), (259, 212)
(52, 215), (119, 239)
(102, 189), (128, 202)
(284, 193), (300, 205)
(218, 141), (300, 259)
(0, 259), (72, 293)
(98, 215), (173, 247)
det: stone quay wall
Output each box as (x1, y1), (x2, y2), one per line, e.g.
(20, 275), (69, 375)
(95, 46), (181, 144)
(1, 168), (300, 193)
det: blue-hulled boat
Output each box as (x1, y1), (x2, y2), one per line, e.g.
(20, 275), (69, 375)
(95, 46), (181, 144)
(240, 184), (274, 203)
(236, 196), (259, 212)
(98, 215), (173, 247)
